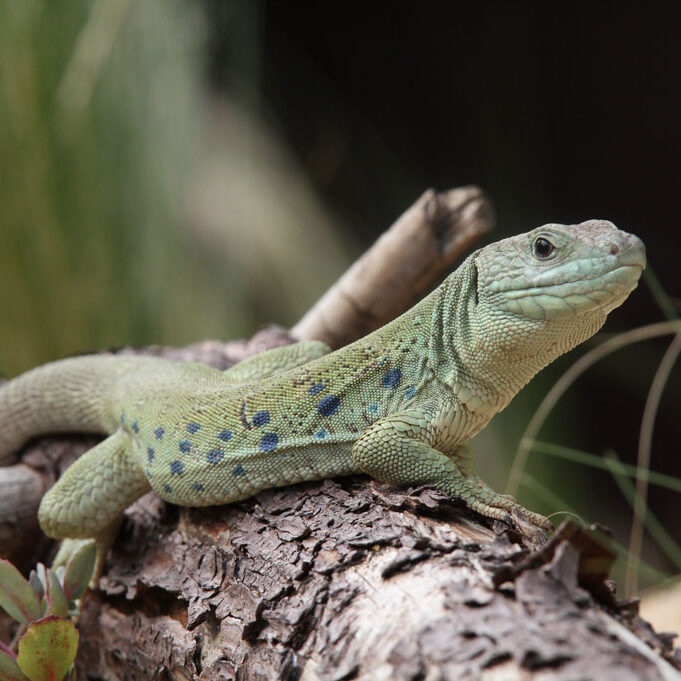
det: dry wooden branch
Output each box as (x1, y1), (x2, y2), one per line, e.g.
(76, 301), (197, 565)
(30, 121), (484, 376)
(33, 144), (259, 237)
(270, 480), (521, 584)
(292, 185), (494, 348)
(0, 464), (47, 564)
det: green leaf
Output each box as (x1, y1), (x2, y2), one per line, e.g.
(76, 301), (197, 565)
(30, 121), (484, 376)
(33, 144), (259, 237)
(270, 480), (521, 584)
(61, 544), (96, 602)
(17, 617), (78, 681)
(45, 573), (68, 619)
(28, 571), (44, 604)
(0, 651), (29, 681)
(0, 560), (42, 624)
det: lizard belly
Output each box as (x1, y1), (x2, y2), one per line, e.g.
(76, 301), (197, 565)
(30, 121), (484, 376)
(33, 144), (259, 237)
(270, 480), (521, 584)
(139, 432), (358, 506)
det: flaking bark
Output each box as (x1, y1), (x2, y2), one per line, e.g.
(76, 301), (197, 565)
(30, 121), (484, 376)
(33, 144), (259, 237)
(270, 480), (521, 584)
(77, 456), (680, 680)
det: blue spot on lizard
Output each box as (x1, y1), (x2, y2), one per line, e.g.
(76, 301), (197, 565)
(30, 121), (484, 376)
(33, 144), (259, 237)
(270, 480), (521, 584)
(186, 422), (201, 434)
(260, 432), (279, 452)
(131, 420), (139, 434)
(154, 427), (165, 440)
(163, 484), (173, 494)
(233, 465), (246, 477)
(170, 460), (184, 475)
(252, 411), (270, 427)
(405, 386), (417, 399)
(206, 448), (224, 465)
(147, 447), (155, 463)
(218, 429), (233, 442)
(191, 482), (204, 492)
(382, 368), (402, 388)
(179, 440), (191, 453)
(315, 429), (327, 440)
(317, 395), (340, 416)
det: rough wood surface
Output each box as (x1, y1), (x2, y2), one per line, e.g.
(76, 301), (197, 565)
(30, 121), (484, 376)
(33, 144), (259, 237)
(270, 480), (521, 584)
(292, 186), (494, 348)
(0, 463), (47, 565)
(75, 444), (679, 680)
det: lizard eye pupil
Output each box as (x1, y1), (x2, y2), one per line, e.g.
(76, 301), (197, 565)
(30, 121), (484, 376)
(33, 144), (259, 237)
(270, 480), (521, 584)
(533, 237), (554, 259)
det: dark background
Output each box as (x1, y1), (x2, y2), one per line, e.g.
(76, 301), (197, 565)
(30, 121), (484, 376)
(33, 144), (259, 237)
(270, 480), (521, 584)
(207, 2), (680, 276)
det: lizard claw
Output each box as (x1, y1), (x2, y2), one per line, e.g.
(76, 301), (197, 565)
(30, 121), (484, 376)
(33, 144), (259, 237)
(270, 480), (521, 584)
(461, 481), (553, 534)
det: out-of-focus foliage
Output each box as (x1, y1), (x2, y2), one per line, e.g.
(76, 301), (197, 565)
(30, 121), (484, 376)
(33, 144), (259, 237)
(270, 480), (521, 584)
(0, 0), (200, 374)
(0, 0), (354, 377)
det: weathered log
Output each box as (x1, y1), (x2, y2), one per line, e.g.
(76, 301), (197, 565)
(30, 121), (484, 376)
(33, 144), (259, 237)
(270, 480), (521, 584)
(75, 473), (679, 680)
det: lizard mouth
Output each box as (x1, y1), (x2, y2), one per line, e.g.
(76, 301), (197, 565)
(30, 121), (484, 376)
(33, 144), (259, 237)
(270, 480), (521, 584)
(508, 263), (642, 301)
(523, 261), (643, 294)
(496, 259), (644, 321)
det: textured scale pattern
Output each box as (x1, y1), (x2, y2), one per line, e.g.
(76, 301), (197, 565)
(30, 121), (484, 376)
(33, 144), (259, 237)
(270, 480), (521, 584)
(0, 220), (646, 560)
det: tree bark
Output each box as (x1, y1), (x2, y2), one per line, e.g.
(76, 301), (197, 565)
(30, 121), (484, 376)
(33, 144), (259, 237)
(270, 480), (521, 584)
(74, 470), (680, 681)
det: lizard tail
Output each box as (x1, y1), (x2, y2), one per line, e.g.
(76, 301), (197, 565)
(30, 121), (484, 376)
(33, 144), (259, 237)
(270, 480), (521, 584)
(0, 355), (132, 462)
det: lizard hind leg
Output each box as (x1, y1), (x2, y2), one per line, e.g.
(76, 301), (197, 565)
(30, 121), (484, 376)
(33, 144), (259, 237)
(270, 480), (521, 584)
(39, 429), (151, 570)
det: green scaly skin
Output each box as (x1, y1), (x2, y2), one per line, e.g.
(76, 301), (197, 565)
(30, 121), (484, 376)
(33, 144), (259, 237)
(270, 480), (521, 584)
(0, 220), (645, 563)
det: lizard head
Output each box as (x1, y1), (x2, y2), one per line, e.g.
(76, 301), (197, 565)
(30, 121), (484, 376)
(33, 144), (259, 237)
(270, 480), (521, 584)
(457, 219), (645, 393)
(477, 219), (645, 321)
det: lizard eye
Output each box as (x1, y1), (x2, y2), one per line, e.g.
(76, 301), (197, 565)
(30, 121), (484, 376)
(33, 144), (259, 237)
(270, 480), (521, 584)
(533, 237), (555, 260)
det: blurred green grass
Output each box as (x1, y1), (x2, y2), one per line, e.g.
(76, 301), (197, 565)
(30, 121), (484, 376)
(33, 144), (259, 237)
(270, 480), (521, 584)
(0, 0), (203, 374)
(0, 0), (354, 377)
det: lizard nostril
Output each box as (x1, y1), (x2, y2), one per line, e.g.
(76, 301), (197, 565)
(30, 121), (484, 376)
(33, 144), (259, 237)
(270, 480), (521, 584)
(609, 244), (619, 255)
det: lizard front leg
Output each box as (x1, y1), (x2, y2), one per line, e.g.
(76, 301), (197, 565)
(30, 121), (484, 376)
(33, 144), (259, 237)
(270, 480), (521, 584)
(352, 412), (552, 532)
(445, 444), (552, 531)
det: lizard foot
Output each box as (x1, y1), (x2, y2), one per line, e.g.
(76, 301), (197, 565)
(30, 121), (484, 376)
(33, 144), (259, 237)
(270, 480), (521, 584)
(460, 480), (553, 533)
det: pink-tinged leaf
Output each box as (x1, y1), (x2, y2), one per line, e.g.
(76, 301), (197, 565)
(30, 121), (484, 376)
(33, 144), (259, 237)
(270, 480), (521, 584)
(0, 650), (29, 681)
(0, 561), (42, 624)
(17, 617), (78, 681)
(62, 544), (95, 602)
